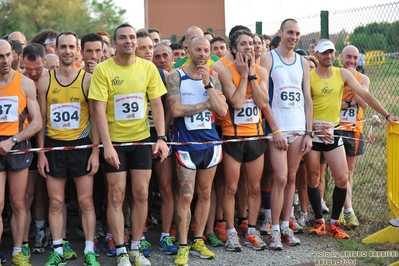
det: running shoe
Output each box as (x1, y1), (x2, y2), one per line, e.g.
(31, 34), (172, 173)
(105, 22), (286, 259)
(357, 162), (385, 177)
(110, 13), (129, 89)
(268, 230), (283, 251)
(344, 211), (359, 228)
(259, 219), (272, 235)
(206, 233), (223, 247)
(327, 221), (349, 239)
(321, 199), (330, 214)
(244, 230), (267, 250)
(159, 236), (178, 255)
(308, 219), (326, 236)
(84, 251), (99, 266)
(116, 253), (130, 266)
(225, 231), (242, 252)
(11, 252), (31, 266)
(44, 252), (65, 266)
(32, 229), (48, 253)
(281, 227), (301, 246)
(103, 237), (117, 257)
(93, 237), (100, 257)
(22, 243), (30, 261)
(0, 249), (6, 263)
(289, 216), (304, 234)
(190, 239), (215, 259)
(297, 211), (308, 227)
(62, 240), (77, 260)
(339, 210), (346, 225)
(140, 239), (151, 257)
(128, 249), (151, 265)
(95, 219), (105, 239)
(174, 246), (189, 266)
(235, 219), (248, 236)
(213, 221), (227, 242)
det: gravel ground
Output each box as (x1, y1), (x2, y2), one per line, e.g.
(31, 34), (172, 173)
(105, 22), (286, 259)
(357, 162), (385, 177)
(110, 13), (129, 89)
(21, 215), (358, 266)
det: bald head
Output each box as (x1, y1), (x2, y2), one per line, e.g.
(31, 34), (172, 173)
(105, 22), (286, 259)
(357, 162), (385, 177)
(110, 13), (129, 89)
(8, 31), (27, 46)
(0, 39), (11, 50)
(184, 26), (204, 43)
(188, 36), (209, 49)
(342, 45), (359, 56)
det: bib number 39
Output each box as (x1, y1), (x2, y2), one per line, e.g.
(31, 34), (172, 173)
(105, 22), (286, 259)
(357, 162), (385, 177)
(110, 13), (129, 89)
(114, 93), (145, 121)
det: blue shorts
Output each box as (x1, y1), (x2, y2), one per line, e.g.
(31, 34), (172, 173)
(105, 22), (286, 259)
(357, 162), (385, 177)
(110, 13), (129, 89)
(174, 145), (222, 170)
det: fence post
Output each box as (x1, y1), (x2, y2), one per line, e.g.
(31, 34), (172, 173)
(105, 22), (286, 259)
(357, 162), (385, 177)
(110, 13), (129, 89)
(256, 21), (262, 35)
(171, 35), (177, 43)
(320, 11), (329, 39)
(206, 28), (213, 33)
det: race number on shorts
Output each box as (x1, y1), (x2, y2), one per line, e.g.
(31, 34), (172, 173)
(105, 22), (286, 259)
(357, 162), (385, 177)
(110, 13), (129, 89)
(0, 96), (18, 122)
(50, 102), (81, 129)
(114, 93), (145, 121)
(234, 99), (259, 124)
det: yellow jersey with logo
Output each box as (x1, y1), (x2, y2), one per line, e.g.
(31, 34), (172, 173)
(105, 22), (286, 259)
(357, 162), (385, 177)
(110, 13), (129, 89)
(310, 67), (345, 126)
(0, 72), (29, 136)
(88, 57), (167, 142)
(46, 69), (90, 141)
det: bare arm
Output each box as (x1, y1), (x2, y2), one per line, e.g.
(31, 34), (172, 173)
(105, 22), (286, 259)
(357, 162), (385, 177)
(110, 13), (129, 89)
(341, 68), (389, 118)
(167, 70), (211, 118)
(301, 58), (313, 154)
(36, 73), (50, 177)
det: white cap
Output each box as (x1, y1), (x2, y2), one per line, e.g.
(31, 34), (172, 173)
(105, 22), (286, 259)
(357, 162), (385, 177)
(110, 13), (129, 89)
(314, 40), (335, 53)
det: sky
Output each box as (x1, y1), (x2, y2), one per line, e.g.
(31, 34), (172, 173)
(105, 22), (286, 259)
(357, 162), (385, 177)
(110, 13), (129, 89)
(113, 0), (396, 36)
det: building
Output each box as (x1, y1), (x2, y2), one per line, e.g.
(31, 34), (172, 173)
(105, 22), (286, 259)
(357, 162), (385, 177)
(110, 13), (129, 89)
(144, 0), (226, 41)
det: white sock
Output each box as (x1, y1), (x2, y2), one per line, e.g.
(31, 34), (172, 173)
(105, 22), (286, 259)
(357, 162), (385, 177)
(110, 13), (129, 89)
(281, 221), (289, 230)
(160, 232), (169, 242)
(265, 209), (272, 220)
(345, 208), (353, 213)
(271, 224), (280, 232)
(227, 228), (236, 235)
(84, 240), (94, 254)
(53, 239), (63, 255)
(12, 247), (22, 257)
(116, 246), (127, 256)
(291, 206), (295, 217)
(35, 220), (45, 229)
(331, 219), (338, 225)
(130, 240), (140, 250)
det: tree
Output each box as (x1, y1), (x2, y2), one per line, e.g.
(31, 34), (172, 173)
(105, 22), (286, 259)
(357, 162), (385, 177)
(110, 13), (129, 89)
(0, 0), (126, 40)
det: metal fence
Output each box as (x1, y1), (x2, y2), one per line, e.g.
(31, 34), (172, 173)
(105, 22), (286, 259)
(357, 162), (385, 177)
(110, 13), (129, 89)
(251, 2), (399, 239)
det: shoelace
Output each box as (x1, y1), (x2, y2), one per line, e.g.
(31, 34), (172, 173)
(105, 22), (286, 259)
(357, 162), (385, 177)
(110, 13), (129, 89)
(141, 240), (151, 248)
(163, 237), (174, 246)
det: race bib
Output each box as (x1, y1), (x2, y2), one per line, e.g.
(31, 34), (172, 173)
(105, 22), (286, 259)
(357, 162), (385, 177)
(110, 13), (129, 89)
(0, 96), (18, 122)
(184, 110), (212, 130)
(234, 99), (259, 124)
(147, 102), (154, 127)
(50, 102), (80, 129)
(340, 107), (357, 123)
(279, 87), (301, 108)
(114, 93), (145, 121)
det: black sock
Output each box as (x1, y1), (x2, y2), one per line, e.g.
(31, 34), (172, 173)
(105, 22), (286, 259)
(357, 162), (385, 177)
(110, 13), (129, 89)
(308, 186), (323, 220)
(237, 217), (247, 225)
(331, 186), (347, 221)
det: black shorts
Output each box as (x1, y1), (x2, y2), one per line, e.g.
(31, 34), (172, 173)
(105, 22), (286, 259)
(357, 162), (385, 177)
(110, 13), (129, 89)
(222, 136), (267, 163)
(0, 137), (33, 172)
(174, 145), (223, 170)
(338, 131), (365, 156)
(45, 137), (92, 178)
(103, 138), (153, 173)
(311, 131), (344, 152)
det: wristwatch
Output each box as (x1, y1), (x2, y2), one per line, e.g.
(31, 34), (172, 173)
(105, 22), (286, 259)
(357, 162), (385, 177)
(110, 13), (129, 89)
(248, 74), (258, 81)
(345, 98), (352, 108)
(204, 81), (214, 90)
(305, 131), (315, 138)
(157, 135), (168, 142)
(11, 136), (18, 144)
